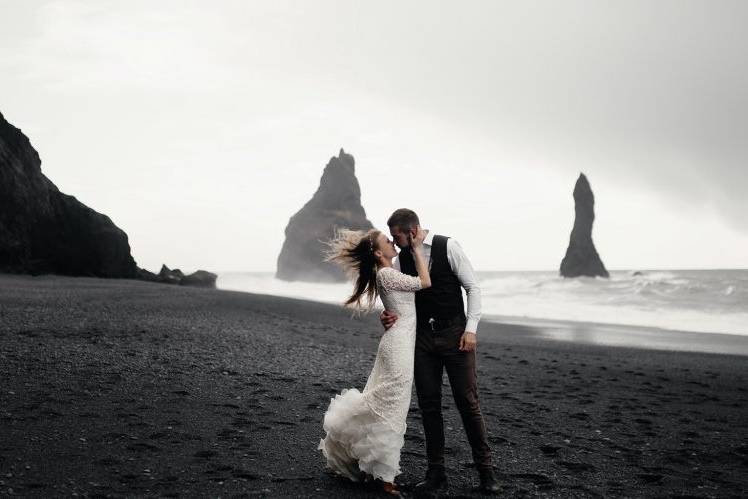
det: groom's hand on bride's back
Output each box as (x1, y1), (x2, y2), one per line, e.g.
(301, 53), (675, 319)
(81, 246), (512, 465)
(380, 310), (398, 330)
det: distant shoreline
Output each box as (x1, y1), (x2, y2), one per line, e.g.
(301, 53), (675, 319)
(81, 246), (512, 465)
(217, 270), (748, 353)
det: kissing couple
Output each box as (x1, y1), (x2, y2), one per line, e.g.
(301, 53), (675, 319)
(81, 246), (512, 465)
(318, 208), (500, 495)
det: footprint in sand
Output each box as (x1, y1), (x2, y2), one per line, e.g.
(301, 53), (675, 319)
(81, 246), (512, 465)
(95, 457), (121, 467)
(511, 473), (555, 489)
(127, 442), (160, 452)
(232, 469), (261, 480)
(558, 460), (596, 472)
(539, 444), (561, 456)
(637, 472), (663, 484)
(217, 428), (237, 438)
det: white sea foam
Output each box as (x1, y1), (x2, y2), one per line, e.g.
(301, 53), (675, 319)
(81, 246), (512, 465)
(218, 269), (748, 337)
(218, 272), (352, 306)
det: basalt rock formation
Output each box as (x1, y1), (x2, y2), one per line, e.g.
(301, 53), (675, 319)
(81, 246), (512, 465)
(276, 148), (374, 282)
(0, 111), (138, 278)
(181, 269), (217, 288)
(560, 173), (609, 278)
(138, 265), (217, 288)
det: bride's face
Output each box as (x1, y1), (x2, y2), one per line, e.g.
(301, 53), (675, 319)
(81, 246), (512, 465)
(375, 233), (398, 261)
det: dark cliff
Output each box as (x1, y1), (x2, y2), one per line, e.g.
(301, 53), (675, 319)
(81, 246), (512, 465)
(0, 111), (138, 278)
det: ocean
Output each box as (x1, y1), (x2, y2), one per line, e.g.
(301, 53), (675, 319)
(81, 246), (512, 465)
(218, 269), (748, 338)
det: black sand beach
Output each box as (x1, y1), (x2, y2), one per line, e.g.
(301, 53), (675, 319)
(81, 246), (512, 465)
(1, 274), (747, 497)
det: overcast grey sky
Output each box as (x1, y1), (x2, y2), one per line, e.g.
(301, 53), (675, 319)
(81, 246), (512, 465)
(1, 0), (747, 271)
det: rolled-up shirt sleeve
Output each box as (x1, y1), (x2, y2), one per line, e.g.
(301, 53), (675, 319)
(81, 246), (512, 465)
(446, 239), (482, 334)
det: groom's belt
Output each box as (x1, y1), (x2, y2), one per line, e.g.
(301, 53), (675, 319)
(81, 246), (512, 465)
(417, 314), (466, 332)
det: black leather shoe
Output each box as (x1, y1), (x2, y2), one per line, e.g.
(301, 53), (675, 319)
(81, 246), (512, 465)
(414, 468), (448, 493)
(478, 468), (501, 494)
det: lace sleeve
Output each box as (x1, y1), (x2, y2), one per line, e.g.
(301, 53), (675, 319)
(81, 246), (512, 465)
(377, 267), (423, 292)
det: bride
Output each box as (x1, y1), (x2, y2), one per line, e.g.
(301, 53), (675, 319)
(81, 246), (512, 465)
(318, 227), (431, 495)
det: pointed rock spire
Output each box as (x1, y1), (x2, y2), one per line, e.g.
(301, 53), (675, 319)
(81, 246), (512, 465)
(560, 173), (609, 278)
(276, 149), (374, 282)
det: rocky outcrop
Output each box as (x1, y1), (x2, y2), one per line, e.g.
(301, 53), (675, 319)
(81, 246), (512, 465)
(276, 148), (374, 282)
(139, 265), (217, 288)
(0, 111), (138, 278)
(560, 173), (609, 278)
(159, 265), (185, 284)
(181, 270), (217, 288)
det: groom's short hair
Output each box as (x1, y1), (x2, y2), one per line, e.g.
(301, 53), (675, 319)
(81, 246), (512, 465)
(387, 208), (420, 231)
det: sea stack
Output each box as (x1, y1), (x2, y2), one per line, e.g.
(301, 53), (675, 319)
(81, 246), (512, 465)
(560, 173), (609, 278)
(0, 111), (138, 278)
(276, 148), (373, 282)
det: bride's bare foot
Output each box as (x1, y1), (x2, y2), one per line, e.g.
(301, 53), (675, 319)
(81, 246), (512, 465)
(383, 482), (401, 496)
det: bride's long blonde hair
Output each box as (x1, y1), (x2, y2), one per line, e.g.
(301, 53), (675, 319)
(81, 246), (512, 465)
(325, 228), (381, 312)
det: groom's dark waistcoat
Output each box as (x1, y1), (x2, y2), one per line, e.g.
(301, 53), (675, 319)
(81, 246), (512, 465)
(399, 234), (465, 328)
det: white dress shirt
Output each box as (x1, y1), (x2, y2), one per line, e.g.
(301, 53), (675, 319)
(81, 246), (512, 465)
(393, 229), (482, 334)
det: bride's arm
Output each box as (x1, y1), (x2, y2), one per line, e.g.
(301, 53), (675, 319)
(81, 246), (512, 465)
(410, 229), (431, 289)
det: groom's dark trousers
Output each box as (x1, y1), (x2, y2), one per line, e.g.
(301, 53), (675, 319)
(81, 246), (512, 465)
(400, 234), (492, 472)
(414, 319), (492, 471)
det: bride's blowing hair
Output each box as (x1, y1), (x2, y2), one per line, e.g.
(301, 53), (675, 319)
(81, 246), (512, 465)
(325, 228), (381, 312)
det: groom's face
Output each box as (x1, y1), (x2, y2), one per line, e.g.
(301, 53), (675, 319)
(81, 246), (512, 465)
(389, 225), (415, 249)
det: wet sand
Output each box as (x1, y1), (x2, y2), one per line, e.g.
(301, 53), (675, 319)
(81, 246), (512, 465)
(484, 315), (748, 357)
(1, 274), (747, 497)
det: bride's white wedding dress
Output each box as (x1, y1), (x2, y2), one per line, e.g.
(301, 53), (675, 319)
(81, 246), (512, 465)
(318, 266), (423, 483)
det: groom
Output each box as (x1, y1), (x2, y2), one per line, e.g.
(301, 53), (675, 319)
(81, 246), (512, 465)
(381, 208), (500, 494)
